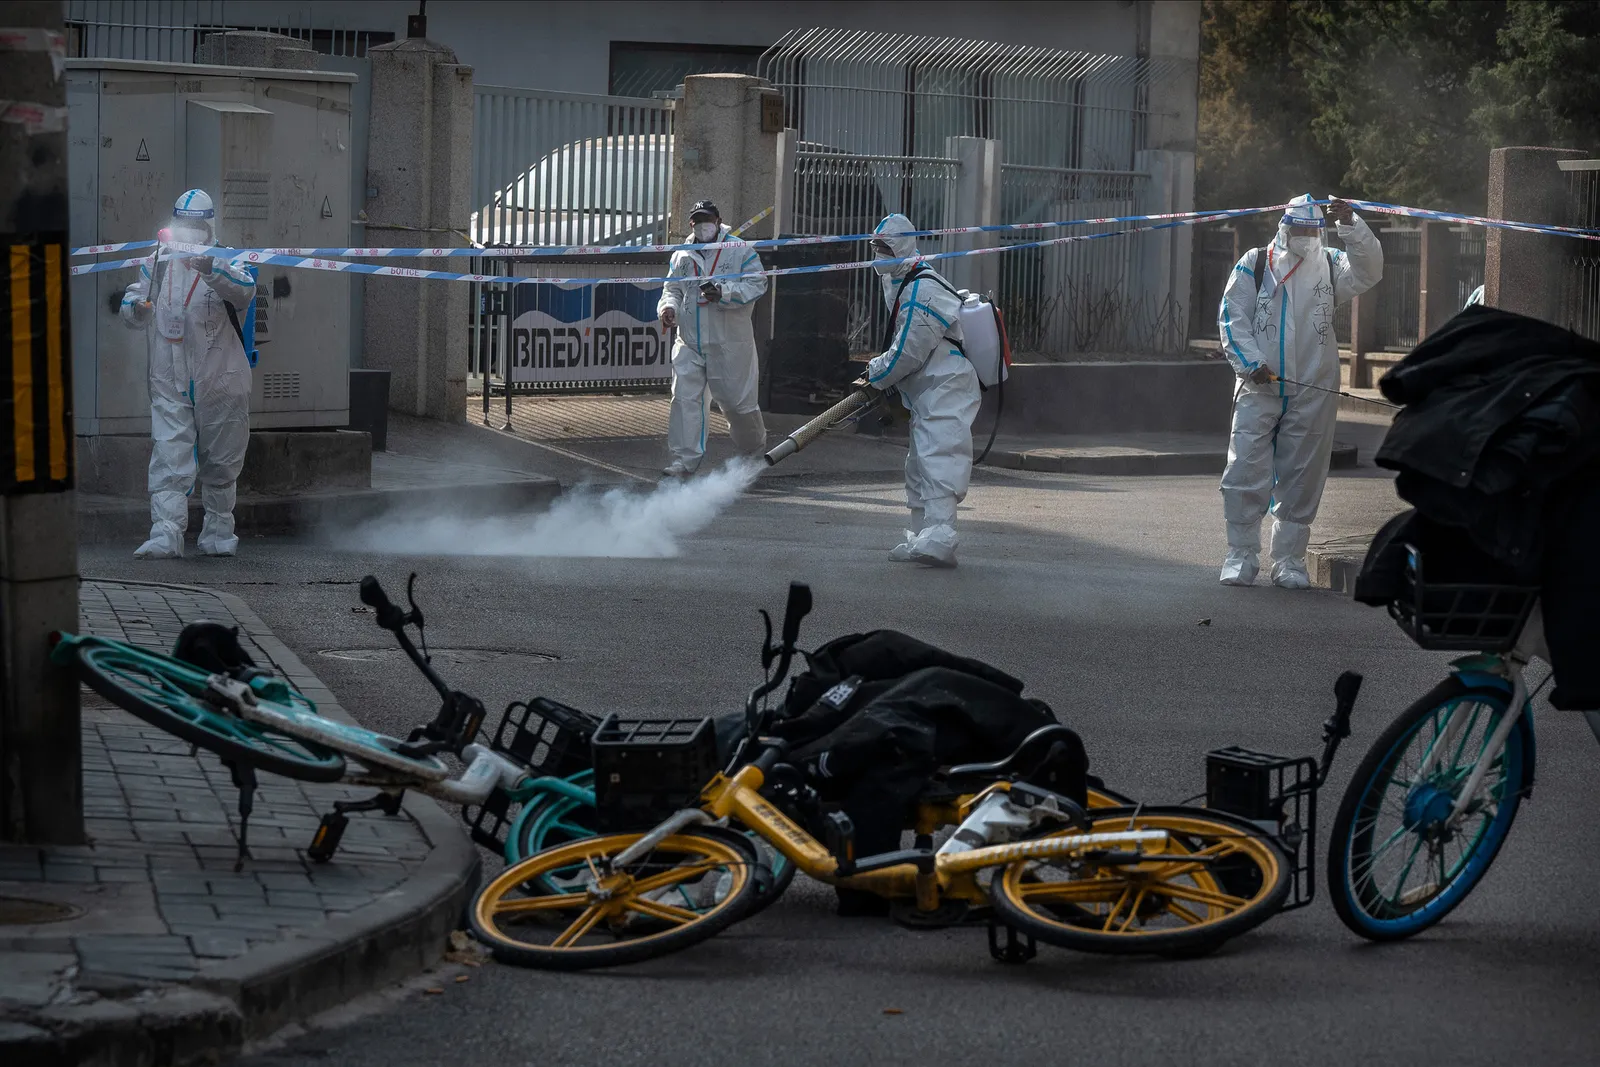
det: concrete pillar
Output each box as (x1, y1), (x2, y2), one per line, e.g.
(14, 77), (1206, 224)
(0, 0), (82, 845)
(1418, 221), (1457, 341)
(196, 30), (318, 69)
(1349, 292), (1379, 388)
(362, 38), (473, 421)
(668, 74), (782, 241)
(1485, 146), (1585, 320)
(943, 136), (1002, 297)
(1136, 148), (1197, 351)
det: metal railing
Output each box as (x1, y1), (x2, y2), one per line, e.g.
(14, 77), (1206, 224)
(792, 146), (960, 353)
(1561, 162), (1600, 341)
(471, 86), (673, 249)
(997, 165), (1152, 353)
(63, 0), (387, 61)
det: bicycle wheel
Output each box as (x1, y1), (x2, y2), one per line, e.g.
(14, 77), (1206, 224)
(1328, 676), (1528, 942)
(72, 638), (346, 783)
(988, 805), (1290, 956)
(471, 826), (760, 970)
(510, 779), (795, 916)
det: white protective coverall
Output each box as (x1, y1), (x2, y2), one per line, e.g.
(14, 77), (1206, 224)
(120, 209), (256, 558)
(1217, 194), (1383, 587)
(657, 223), (768, 474)
(865, 214), (982, 568)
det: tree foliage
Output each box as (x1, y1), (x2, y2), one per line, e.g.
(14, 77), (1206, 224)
(1199, 0), (1600, 214)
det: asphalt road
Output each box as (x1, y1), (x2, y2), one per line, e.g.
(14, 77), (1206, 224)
(82, 460), (1600, 1067)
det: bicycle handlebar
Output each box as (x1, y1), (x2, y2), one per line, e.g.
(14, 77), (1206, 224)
(359, 575), (451, 701)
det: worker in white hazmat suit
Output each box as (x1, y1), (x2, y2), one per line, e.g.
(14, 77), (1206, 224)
(861, 213), (981, 568)
(1217, 194), (1383, 588)
(657, 199), (768, 477)
(119, 189), (256, 559)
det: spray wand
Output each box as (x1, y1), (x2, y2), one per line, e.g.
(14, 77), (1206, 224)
(1260, 370), (1401, 409)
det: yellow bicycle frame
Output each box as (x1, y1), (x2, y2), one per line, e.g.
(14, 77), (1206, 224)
(699, 765), (1160, 912)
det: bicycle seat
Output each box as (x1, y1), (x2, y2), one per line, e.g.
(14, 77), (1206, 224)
(932, 724), (1084, 792)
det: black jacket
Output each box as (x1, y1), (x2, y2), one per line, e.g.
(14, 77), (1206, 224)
(1375, 306), (1600, 575)
(1367, 307), (1600, 708)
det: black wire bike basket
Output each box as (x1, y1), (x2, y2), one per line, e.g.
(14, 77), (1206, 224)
(1389, 545), (1540, 652)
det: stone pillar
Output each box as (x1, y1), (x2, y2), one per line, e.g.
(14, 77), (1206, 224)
(668, 74), (781, 241)
(196, 30), (318, 69)
(1485, 146), (1585, 320)
(1418, 221), (1456, 341)
(0, 0), (82, 845)
(363, 38), (473, 421)
(943, 136), (1002, 297)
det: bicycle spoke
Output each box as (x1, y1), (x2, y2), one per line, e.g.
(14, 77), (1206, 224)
(625, 897), (700, 926)
(493, 892), (589, 916)
(1116, 888), (1149, 932)
(1385, 836), (1425, 903)
(629, 858), (724, 896)
(1166, 900), (1207, 926)
(551, 904), (607, 947)
(1101, 887), (1132, 932)
(1147, 880), (1246, 912)
(1016, 878), (1123, 903)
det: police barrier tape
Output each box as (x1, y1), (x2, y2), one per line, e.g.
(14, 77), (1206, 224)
(67, 204), (1283, 260)
(69, 211), (1255, 287)
(68, 197), (1600, 262)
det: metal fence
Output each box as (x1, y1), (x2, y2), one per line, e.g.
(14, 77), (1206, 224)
(470, 86), (674, 248)
(761, 28), (1184, 356)
(63, 0), (387, 61)
(790, 147), (960, 353)
(1561, 161), (1600, 341)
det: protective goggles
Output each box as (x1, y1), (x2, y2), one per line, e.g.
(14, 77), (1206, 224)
(869, 239), (895, 256)
(1282, 214), (1325, 229)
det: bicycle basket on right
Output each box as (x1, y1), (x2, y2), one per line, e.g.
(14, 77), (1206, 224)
(1389, 545), (1539, 652)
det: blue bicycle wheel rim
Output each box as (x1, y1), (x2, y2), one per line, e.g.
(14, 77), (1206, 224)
(1336, 690), (1524, 936)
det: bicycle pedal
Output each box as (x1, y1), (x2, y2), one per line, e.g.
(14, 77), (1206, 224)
(987, 920), (1037, 965)
(308, 811), (349, 863)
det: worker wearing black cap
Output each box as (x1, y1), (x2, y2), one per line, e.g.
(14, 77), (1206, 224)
(656, 199), (769, 476)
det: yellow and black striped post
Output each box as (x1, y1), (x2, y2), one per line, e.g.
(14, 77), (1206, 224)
(0, 234), (73, 493)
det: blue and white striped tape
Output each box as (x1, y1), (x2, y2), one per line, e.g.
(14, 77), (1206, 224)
(70, 211), (1249, 288)
(67, 205), (1281, 261)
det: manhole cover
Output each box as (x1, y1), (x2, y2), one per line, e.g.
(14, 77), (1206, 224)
(0, 896), (83, 925)
(317, 647), (558, 666)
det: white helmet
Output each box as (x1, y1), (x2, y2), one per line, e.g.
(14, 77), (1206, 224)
(173, 189), (215, 220)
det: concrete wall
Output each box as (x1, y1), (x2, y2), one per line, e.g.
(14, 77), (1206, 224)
(208, 1), (1144, 92)
(973, 360), (1235, 436)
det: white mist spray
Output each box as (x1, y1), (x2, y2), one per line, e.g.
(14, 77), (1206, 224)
(337, 459), (762, 558)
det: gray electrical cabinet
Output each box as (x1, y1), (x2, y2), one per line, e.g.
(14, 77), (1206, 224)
(66, 59), (357, 435)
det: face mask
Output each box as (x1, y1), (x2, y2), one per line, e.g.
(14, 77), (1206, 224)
(170, 225), (209, 247)
(1287, 234), (1320, 257)
(693, 222), (719, 243)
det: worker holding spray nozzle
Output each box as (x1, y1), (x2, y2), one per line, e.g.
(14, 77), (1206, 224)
(1216, 194), (1383, 589)
(856, 213), (982, 569)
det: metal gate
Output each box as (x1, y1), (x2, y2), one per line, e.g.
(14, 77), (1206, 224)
(1560, 158), (1600, 341)
(469, 86), (674, 397)
(760, 29), (1173, 357)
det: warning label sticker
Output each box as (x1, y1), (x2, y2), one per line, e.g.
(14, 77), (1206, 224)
(135, 138), (149, 161)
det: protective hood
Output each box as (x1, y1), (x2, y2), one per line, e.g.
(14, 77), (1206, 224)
(872, 213), (920, 278)
(1260, 193), (1324, 300)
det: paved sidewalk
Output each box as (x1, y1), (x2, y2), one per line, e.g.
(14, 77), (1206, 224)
(1, 580), (479, 1066)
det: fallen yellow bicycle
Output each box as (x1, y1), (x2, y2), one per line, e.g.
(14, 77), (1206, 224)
(470, 584), (1359, 970)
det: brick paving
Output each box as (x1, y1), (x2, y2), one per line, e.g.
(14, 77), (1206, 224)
(1, 580), (437, 1002)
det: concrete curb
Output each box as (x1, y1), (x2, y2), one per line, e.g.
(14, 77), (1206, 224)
(56, 579), (480, 1057)
(977, 442), (1357, 476)
(1307, 536), (1373, 595)
(77, 479), (561, 544)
